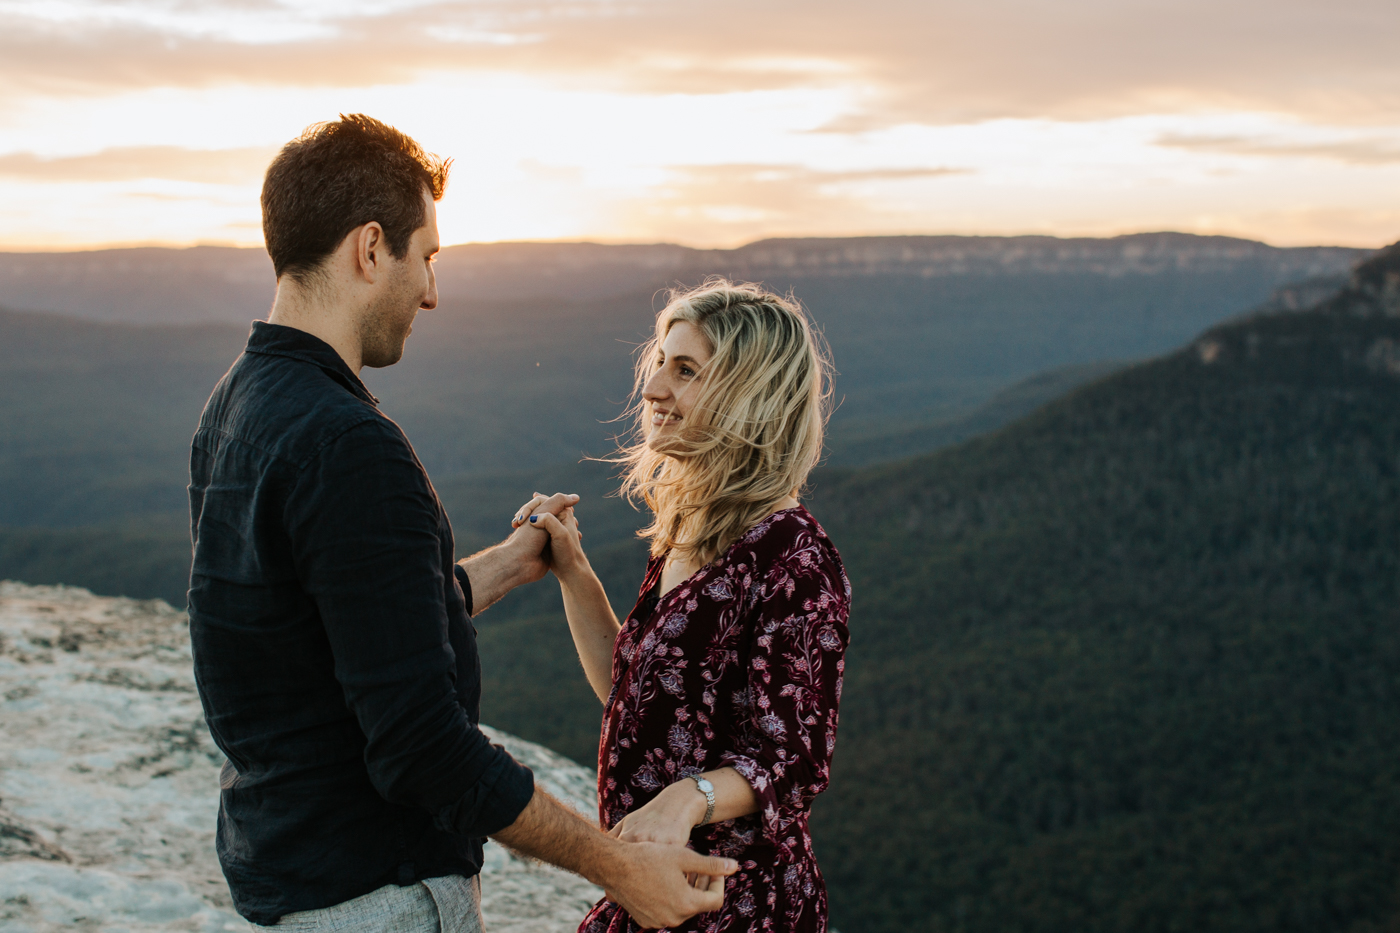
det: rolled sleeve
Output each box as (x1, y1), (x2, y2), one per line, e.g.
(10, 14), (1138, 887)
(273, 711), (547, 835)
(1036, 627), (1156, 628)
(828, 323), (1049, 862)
(285, 419), (532, 835)
(719, 554), (850, 846)
(453, 563), (474, 619)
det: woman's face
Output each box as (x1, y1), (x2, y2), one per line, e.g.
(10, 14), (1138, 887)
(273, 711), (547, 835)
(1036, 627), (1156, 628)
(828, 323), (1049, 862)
(642, 321), (713, 450)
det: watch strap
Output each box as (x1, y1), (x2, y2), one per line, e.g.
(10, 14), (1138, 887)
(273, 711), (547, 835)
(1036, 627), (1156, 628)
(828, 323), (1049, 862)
(688, 773), (716, 826)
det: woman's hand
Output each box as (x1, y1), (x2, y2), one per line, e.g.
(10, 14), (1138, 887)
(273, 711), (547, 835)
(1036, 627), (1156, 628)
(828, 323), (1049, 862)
(511, 492), (589, 580)
(511, 492), (584, 538)
(609, 780), (726, 892)
(608, 778), (710, 847)
(521, 502), (591, 587)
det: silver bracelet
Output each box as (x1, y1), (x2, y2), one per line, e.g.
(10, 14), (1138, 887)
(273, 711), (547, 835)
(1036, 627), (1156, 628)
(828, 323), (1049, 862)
(685, 773), (716, 826)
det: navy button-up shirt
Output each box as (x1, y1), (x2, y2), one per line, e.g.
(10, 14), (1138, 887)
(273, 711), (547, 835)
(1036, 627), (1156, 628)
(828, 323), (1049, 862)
(188, 322), (534, 925)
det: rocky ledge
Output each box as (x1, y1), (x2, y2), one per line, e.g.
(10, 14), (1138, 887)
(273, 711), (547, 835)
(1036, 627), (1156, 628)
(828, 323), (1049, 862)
(0, 581), (602, 932)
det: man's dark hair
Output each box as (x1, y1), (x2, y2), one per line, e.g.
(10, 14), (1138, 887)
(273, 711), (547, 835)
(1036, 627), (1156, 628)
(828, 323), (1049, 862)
(261, 114), (450, 282)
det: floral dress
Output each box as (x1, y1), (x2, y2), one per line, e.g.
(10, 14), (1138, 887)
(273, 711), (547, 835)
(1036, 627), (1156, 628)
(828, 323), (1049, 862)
(580, 507), (851, 933)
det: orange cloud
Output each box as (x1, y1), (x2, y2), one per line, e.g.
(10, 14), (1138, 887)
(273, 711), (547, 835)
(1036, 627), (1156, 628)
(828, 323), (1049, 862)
(0, 146), (277, 183)
(607, 162), (972, 244)
(1156, 133), (1400, 166)
(0, 0), (1396, 126)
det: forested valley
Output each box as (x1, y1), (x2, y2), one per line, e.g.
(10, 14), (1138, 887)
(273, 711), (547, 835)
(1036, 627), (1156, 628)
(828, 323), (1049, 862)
(2, 233), (1396, 931)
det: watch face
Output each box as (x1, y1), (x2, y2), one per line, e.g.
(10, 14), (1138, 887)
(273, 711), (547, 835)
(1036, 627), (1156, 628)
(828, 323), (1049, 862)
(697, 778), (714, 793)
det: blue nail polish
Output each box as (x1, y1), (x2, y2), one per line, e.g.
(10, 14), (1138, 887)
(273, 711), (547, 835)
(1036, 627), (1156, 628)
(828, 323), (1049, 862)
(529, 515), (538, 523)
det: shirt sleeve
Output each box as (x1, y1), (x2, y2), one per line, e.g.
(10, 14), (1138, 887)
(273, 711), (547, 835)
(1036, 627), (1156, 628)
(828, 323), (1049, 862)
(284, 418), (533, 838)
(718, 547), (850, 847)
(453, 563), (474, 618)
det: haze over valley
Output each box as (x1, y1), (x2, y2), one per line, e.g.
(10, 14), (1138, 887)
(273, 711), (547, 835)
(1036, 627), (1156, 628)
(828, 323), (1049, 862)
(3, 231), (1399, 932)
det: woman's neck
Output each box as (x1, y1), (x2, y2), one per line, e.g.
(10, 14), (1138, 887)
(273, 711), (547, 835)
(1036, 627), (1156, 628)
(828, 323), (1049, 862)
(659, 495), (801, 598)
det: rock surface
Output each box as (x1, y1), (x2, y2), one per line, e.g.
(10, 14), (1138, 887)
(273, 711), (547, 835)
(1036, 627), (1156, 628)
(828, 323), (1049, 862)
(0, 581), (602, 932)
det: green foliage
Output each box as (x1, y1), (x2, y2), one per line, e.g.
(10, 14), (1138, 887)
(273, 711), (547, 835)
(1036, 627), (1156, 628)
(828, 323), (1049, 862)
(804, 298), (1400, 932)
(0, 309), (247, 526)
(0, 255), (1319, 527)
(0, 519), (191, 605)
(4, 242), (1398, 932)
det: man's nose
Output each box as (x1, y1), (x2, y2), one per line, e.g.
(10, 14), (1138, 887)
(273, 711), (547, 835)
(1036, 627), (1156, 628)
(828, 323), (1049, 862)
(421, 267), (439, 311)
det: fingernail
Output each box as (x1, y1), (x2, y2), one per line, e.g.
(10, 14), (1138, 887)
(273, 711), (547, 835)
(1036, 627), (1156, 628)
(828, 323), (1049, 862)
(529, 515), (538, 524)
(724, 859), (738, 871)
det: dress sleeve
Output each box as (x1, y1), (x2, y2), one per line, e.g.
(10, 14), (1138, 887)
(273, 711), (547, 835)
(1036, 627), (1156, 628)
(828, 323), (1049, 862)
(718, 545), (850, 846)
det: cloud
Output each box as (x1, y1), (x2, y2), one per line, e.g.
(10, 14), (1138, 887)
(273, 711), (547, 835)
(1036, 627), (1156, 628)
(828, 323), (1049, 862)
(0, 0), (1397, 127)
(1156, 133), (1400, 166)
(606, 162), (971, 245)
(0, 146), (277, 183)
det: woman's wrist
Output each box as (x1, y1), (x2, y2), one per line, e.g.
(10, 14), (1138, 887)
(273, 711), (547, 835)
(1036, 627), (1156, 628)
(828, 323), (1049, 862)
(554, 557), (597, 590)
(665, 776), (711, 827)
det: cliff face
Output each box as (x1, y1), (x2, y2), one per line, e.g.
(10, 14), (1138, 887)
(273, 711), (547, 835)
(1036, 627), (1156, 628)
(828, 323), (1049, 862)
(0, 581), (601, 932)
(1317, 239), (1400, 317)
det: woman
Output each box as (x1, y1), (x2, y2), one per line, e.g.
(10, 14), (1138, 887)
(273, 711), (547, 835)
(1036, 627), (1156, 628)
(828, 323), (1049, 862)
(518, 280), (850, 932)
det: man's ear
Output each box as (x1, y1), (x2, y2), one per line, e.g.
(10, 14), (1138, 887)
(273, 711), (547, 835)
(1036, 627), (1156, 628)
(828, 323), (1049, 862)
(352, 222), (386, 284)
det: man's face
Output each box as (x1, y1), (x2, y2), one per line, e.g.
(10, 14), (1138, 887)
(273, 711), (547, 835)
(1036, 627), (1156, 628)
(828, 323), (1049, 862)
(360, 191), (440, 369)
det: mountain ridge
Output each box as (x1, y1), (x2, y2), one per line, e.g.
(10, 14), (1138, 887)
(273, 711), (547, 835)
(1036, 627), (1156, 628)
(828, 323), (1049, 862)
(0, 232), (1368, 324)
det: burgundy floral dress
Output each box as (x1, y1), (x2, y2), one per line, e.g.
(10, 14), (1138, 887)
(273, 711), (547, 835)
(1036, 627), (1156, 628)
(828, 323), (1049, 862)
(580, 507), (851, 933)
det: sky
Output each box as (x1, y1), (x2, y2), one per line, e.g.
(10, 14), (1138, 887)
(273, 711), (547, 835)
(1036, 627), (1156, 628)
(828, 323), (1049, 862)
(1, 0), (1398, 250)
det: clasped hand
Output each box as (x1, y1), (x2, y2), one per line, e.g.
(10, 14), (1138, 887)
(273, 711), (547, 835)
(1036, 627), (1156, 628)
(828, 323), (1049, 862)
(510, 491), (590, 583)
(608, 778), (720, 893)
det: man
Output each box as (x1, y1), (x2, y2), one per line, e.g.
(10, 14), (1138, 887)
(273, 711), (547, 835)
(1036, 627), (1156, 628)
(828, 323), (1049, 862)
(187, 114), (735, 931)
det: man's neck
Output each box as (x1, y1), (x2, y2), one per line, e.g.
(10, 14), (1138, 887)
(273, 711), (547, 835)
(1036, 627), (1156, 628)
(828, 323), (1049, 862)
(267, 275), (365, 373)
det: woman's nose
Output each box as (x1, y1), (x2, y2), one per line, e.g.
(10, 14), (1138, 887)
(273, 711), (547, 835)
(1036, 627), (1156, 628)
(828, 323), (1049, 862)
(641, 370), (668, 401)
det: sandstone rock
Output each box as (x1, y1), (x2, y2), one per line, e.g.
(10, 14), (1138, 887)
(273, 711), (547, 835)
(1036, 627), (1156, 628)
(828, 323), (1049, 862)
(0, 581), (601, 932)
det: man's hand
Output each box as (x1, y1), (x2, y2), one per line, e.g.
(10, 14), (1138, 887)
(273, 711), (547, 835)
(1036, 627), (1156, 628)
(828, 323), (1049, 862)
(492, 787), (737, 930)
(460, 492), (578, 614)
(600, 840), (731, 929)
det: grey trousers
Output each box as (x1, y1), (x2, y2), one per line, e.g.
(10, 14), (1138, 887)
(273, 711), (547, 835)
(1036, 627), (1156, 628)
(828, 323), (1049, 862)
(253, 874), (484, 932)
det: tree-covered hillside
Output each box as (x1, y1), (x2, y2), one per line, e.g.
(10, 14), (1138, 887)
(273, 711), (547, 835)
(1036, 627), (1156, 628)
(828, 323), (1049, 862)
(3, 236), (1398, 933)
(1, 232), (1334, 596)
(806, 241), (1400, 933)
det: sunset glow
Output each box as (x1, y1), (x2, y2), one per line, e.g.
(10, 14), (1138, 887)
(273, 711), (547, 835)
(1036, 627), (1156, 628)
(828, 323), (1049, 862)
(2, 0), (1398, 250)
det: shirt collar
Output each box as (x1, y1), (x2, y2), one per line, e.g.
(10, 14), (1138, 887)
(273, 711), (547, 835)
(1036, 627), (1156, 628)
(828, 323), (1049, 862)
(244, 321), (380, 406)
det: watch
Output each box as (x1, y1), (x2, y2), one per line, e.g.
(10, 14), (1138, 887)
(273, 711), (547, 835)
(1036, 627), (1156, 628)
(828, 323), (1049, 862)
(687, 774), (716, 826)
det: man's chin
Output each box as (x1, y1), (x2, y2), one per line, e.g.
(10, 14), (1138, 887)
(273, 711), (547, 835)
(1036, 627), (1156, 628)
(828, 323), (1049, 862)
(363, 343), (407, 369)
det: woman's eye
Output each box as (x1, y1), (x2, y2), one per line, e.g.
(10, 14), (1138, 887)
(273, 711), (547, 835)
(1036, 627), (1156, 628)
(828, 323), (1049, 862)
(679, 366), (695, 378)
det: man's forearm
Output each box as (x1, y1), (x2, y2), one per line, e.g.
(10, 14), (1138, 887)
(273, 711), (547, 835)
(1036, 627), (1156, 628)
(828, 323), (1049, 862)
(460, 546), (532, 616)
(491, 786), (620, 885)
(495, 786), (741, 928)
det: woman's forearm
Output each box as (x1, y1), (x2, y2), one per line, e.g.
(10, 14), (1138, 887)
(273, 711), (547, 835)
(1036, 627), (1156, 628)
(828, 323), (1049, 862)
(558, 565), (621, 703)
(698, 767), (760, 824)
(613, 766), (760, 843)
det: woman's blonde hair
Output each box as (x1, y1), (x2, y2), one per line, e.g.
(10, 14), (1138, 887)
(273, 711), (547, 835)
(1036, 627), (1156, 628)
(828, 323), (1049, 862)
(616, 279), (833, 565)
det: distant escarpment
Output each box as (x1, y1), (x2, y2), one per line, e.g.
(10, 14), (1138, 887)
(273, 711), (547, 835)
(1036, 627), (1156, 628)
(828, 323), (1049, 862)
(0, 232), (1367, 324)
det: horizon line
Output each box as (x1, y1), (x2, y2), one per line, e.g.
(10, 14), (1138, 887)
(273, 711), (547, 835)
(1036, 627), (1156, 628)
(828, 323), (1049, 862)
(0, 229), (1387, 256)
